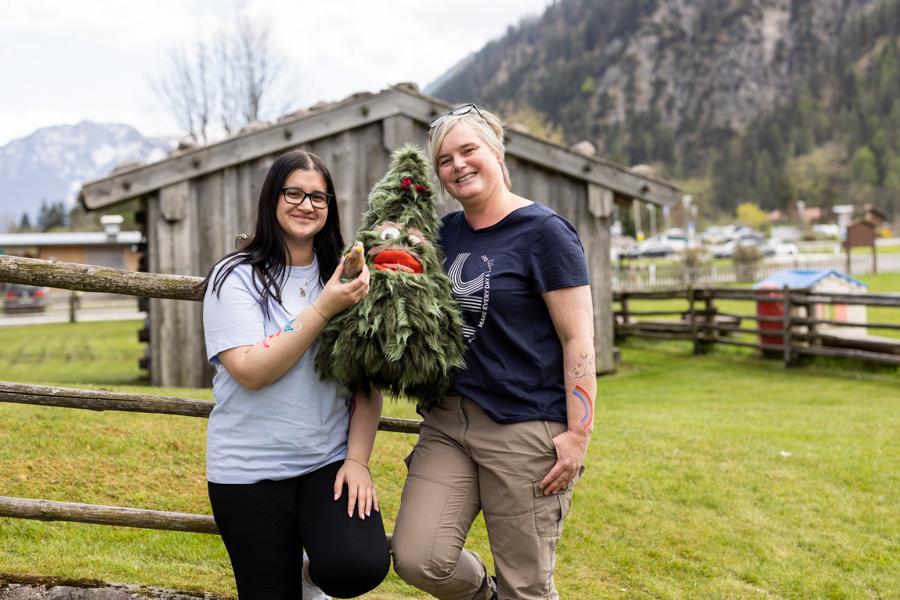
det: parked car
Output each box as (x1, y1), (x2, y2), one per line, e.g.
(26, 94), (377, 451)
(636, 232), (688, 257)
(713, 237), (799, 259)
(3, 283), (49, 312)
(769, 241), (800, 257)
(711, 232), (767, 258)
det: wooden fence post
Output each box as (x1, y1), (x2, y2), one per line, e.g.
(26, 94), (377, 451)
(68, 291), (80, 323)
(616, 293), (630, 341)
(695, 288), (713, 354)
(689, 286), (701, 355)
(783, 285), (794, 368)
(705, 290), (716, 343)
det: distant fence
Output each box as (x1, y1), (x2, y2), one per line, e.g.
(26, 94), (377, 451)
(0, 255), (419, 537)
(614, 286), (900, 367)
(613, 252), (900, 291)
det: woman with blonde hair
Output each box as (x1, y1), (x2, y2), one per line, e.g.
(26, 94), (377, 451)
(392, 105), (596, 600)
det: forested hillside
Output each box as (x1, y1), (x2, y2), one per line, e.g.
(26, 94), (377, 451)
(430, 0), (900, 222)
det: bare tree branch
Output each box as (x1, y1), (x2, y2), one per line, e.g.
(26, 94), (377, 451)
(152, 14), (284, 142)
(152, 43), (213, 143)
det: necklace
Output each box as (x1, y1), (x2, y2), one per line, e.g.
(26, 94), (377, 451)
(295, 273), (312, 298)
(291, 255), (317, 298)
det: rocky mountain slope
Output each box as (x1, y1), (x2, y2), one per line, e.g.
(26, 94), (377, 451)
(429, 0), (900, 217)
(0, 122), (170, 228)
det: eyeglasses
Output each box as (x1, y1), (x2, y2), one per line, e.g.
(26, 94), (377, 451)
(428, 103), (485, 130)
(281, 187), (333, 209)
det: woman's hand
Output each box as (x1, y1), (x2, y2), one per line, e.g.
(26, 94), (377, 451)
(315, 259), (370, 318)
(333, 458), (379, 519)
(539, 429), (588, 495)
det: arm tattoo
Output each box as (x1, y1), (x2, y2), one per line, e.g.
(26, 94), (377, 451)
(572, 385), (594, 430)
(250, 319), (301, 351)
(570, 352), (595, 379)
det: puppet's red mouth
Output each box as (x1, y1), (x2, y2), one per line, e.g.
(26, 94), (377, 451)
(372, 249), (423, 274)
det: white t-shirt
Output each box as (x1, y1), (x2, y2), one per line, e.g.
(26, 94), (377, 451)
(202, 258), (349, 484)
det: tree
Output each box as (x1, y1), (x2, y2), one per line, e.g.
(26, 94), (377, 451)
(153, 42), (214, 143)
(216, 16), (282, 135)
(36, 200), (68, 232)
(17, 212), (34, 232)
(507, 105), (564, 144)
(153, 15), (284, 143)
(851, 146), (879, 185)
(736, 202), (770, 233)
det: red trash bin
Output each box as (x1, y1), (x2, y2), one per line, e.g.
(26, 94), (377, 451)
(755, 285), (785, 347)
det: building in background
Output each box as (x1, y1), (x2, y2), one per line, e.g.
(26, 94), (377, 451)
(79, 85), (681, 387)
(0, 216), (142, 270)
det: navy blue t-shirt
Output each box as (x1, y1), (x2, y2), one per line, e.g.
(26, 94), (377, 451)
(440, 202), (590, 424)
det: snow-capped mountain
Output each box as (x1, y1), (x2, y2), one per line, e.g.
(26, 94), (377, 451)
(0, 121), (171, 227)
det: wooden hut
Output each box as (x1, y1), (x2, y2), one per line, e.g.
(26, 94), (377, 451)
(79, 84), (680, 387)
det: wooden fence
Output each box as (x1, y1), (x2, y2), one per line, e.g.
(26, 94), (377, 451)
(614, 286), (900, 367)
(612, 252), (900, 291)
(0, 254), (420, 536)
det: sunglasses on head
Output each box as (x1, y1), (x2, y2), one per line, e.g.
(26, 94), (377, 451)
(428, 103), (486, 130)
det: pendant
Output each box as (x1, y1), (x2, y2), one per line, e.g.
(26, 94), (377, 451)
(299, 288), (306, 298)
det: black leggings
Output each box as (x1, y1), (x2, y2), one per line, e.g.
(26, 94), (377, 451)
(208, 460), (390, 599)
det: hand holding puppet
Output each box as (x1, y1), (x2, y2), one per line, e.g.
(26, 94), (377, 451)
(315, 145), (466, 408)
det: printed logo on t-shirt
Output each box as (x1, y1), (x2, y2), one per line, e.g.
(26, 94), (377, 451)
(445, 252), (492, 343)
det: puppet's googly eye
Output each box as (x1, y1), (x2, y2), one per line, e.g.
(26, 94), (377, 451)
(408, 234), (422, 245)
(380, 227), (401, 241)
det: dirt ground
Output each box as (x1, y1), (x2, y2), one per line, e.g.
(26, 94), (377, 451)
(0, 575), (226, 600)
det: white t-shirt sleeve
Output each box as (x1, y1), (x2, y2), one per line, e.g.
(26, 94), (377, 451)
(203, 263), (266, 364)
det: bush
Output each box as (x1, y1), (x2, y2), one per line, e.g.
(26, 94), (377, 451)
(733, 243), (763, 282)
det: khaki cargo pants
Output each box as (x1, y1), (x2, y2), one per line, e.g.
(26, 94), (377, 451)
(392, 395), (576, 600)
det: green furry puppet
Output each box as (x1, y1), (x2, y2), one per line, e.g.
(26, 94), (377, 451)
(315, 145), (466, 408)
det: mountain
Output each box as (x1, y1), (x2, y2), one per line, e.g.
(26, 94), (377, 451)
(0, 121), (171, 229)
(428, 0), (900, 220)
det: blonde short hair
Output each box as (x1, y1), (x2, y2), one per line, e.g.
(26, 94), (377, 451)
(427, 105), (512, 194)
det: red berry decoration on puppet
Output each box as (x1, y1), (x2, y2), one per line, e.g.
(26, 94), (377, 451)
(316, 145), (466, 408)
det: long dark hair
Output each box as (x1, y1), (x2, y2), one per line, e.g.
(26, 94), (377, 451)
(200, 149), (344, 314)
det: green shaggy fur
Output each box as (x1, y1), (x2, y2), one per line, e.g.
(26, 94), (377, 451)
(315, 145), (466, 408)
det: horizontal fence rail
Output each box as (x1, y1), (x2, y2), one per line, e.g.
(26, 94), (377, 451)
(0, 382), (421, 433)
(0, 255), (203, 301)
(614, 286), (900, 367)
(0, 254), (420, 540)
(0, 496), (218, 534)
(613, 252), (900, 291)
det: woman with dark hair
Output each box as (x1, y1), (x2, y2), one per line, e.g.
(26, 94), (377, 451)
(201, 149), (390, 599)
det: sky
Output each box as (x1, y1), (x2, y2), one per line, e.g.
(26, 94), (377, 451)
(0, 0), (554, 146)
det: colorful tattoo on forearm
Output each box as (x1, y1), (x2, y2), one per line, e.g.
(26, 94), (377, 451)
(570, 352), (595, 378)
(572, 384), (594, 430)
(254, 320), (300, 350)
(260, 330), (282, 349)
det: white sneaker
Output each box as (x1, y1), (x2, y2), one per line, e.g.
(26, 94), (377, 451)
(302, 551), (331, 600)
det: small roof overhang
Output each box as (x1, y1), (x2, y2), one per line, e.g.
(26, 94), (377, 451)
(0, 231), (143, 247)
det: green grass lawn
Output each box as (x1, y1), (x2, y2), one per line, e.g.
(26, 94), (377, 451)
(0, 320), (898, 598)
